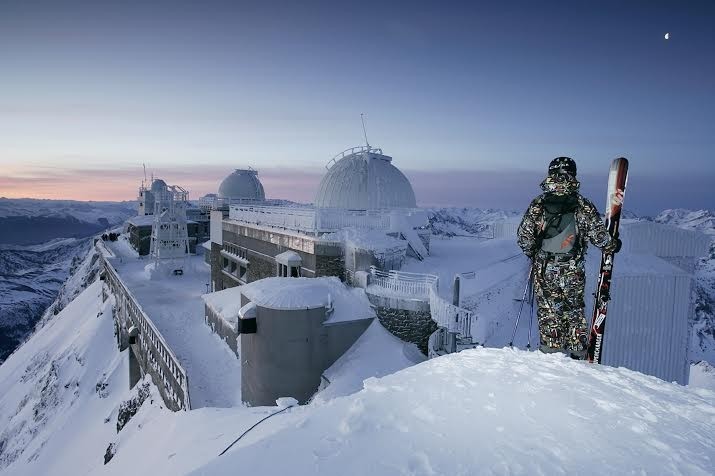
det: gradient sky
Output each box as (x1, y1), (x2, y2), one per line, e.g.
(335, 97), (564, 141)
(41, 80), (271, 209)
(1, 0), (713, 215)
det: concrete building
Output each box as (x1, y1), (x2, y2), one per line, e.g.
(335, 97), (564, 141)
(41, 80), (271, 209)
(202, 277), (374, 406)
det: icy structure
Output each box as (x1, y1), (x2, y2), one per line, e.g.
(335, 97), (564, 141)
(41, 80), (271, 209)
(314, 146), (416, 210)
(149, 180), (190, 260)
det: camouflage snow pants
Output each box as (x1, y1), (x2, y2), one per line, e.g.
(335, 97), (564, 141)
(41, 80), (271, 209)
(532, 255), (588, 353)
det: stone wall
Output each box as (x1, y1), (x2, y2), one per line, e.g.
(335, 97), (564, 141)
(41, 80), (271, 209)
(247, 252), (276, 283)
(375, 307), (437, 355)
(315, 254), (345, 280)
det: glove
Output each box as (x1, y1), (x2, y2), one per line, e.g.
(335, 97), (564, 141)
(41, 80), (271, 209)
(610, 237), (622, 254)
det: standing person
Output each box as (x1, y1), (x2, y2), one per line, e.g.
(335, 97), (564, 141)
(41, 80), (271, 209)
(517, 157), (621, 358)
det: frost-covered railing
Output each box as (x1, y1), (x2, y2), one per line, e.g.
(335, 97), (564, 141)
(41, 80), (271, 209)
(367, 266), (472, 338)
(368, 267), (438, 300)
(97, 242), (191, 411)
(325, 146), (383, 169)
(428, 288), (472, 338)
(229, 205), (396, 234)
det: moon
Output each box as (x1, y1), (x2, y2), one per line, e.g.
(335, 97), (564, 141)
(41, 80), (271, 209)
(665, 32), (670, 40)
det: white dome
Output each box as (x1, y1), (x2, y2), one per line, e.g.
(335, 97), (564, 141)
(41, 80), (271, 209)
(314, 147), (416, 210)
(218, 169), (265, 201)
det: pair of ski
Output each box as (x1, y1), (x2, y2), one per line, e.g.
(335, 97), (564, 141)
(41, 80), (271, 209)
(514, 157), (629, 363)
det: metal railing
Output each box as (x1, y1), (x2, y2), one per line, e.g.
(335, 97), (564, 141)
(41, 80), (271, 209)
(97, 241), (191, 411)
(368, 267), (438, 300)
(229, 205), (396, 234)
(366, 266), (473, 339)
(325, 146), (384, 169)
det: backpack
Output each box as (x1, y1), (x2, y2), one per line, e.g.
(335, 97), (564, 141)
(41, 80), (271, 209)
(538, 194), (580, 255)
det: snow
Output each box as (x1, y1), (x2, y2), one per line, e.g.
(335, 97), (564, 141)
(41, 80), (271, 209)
(315, 320), (425, 401)
(0, 281), (130, 475)
(2, 213), (715, 475)
(201, 287), (242, 328)
(126, 215), (156, 227)
(690, 361), (715, 392)
(224, 276), (375, 323)
(183, 348), (713, 475)
(321, 227), (407, 253)
(104, 238), (242, 408)
(0, 197), (135, 224)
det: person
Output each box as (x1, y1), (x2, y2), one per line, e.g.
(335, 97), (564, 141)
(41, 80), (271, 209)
(516, 157), (621, 358)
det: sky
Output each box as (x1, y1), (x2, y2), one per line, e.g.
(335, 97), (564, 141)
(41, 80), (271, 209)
(1, 0), (713, 215)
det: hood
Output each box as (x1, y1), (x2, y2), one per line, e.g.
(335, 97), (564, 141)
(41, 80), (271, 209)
(540, 173), (580, 196)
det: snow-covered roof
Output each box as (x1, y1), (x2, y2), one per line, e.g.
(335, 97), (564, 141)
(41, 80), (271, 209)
(314, 148), (417, 210)
(275, 250), (302, 265)
(204, 277), (375, 323)
(320, 228), (407, 253)
(200, 240), (211, 251)
(126, 215), (156, 227)
(218, 169), (266, 201)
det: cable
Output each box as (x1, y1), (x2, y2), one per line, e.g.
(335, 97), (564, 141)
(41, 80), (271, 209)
(218, 405), (295, 456)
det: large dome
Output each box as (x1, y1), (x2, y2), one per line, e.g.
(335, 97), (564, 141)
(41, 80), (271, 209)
(218, 169), (265, 201)
(314, 147), (417, 210)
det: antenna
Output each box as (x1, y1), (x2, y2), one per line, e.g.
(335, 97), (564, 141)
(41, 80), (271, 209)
(361, 113), (370, 149)
(143, 163), (147, 187)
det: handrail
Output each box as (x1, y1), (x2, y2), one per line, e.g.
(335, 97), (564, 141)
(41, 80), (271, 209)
(97, 241), (191, 410)
(325, 146), (384, 169)
(367, 266), (472, 339)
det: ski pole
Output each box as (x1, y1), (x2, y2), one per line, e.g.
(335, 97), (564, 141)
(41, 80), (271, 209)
(527, 277), (535, 350)
(509, 264), (533, 347)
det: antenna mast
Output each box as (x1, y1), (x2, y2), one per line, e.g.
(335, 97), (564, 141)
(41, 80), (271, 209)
(361, 113), (370, 149)
(143, 163), (147, 187)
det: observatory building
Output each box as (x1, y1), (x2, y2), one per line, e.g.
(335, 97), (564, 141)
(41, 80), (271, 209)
(207, 146), (429, 292)
(200, 168), (266, 211)
(314, 147), (416, 210)
(219, 168), (266, 202)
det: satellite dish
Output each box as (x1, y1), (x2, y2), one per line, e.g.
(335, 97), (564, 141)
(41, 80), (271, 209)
(665, 32), (670, 40)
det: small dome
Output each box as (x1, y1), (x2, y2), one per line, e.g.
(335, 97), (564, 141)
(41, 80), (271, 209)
(314, 147), (416, 210)
(218, 169), (265, 201)
(150, 179), (167, 193)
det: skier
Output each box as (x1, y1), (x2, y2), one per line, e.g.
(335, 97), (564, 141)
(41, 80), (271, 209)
(517, 157), (621, 358)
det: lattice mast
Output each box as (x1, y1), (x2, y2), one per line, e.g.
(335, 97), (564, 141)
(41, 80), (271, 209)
(150, 182), (191, 261)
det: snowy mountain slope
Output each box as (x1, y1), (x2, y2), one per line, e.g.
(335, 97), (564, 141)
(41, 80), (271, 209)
(0, 198), (134, 362)
(0, 198), (135, 245)
(655, 209), (715, 237)
(0, 280), (131, 475)
(0, 238), (93, 364)
(428, 207), (521, 237)
(0, 197), (135, 224)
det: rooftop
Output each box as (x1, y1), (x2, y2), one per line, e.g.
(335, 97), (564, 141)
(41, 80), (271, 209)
(203, 276), (375, 324)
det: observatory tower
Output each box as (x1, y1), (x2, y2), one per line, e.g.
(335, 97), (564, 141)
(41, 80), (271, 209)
(149, 179), (191, 260)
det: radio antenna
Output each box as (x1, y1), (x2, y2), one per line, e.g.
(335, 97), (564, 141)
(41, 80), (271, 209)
(361, 113), (370, 149)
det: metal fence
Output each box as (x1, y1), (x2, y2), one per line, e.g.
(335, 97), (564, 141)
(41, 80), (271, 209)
(98, 242), (191, 411)
(228, 205), (409, 234)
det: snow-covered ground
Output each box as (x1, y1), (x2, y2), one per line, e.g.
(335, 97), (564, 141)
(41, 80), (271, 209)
(104, 237), (242, 408)
(0, 280), (129, 474)
(2, 207), (715, 475)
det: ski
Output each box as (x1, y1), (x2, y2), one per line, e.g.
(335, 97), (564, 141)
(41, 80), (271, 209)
(586, 157), (629, 363)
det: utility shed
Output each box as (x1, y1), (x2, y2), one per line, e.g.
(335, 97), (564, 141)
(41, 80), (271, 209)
(586, 221), (710, 385)
(235, 277), (375, 406)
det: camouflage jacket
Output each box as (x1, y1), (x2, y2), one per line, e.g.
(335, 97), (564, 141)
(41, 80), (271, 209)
(517, 174), (615, 260)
